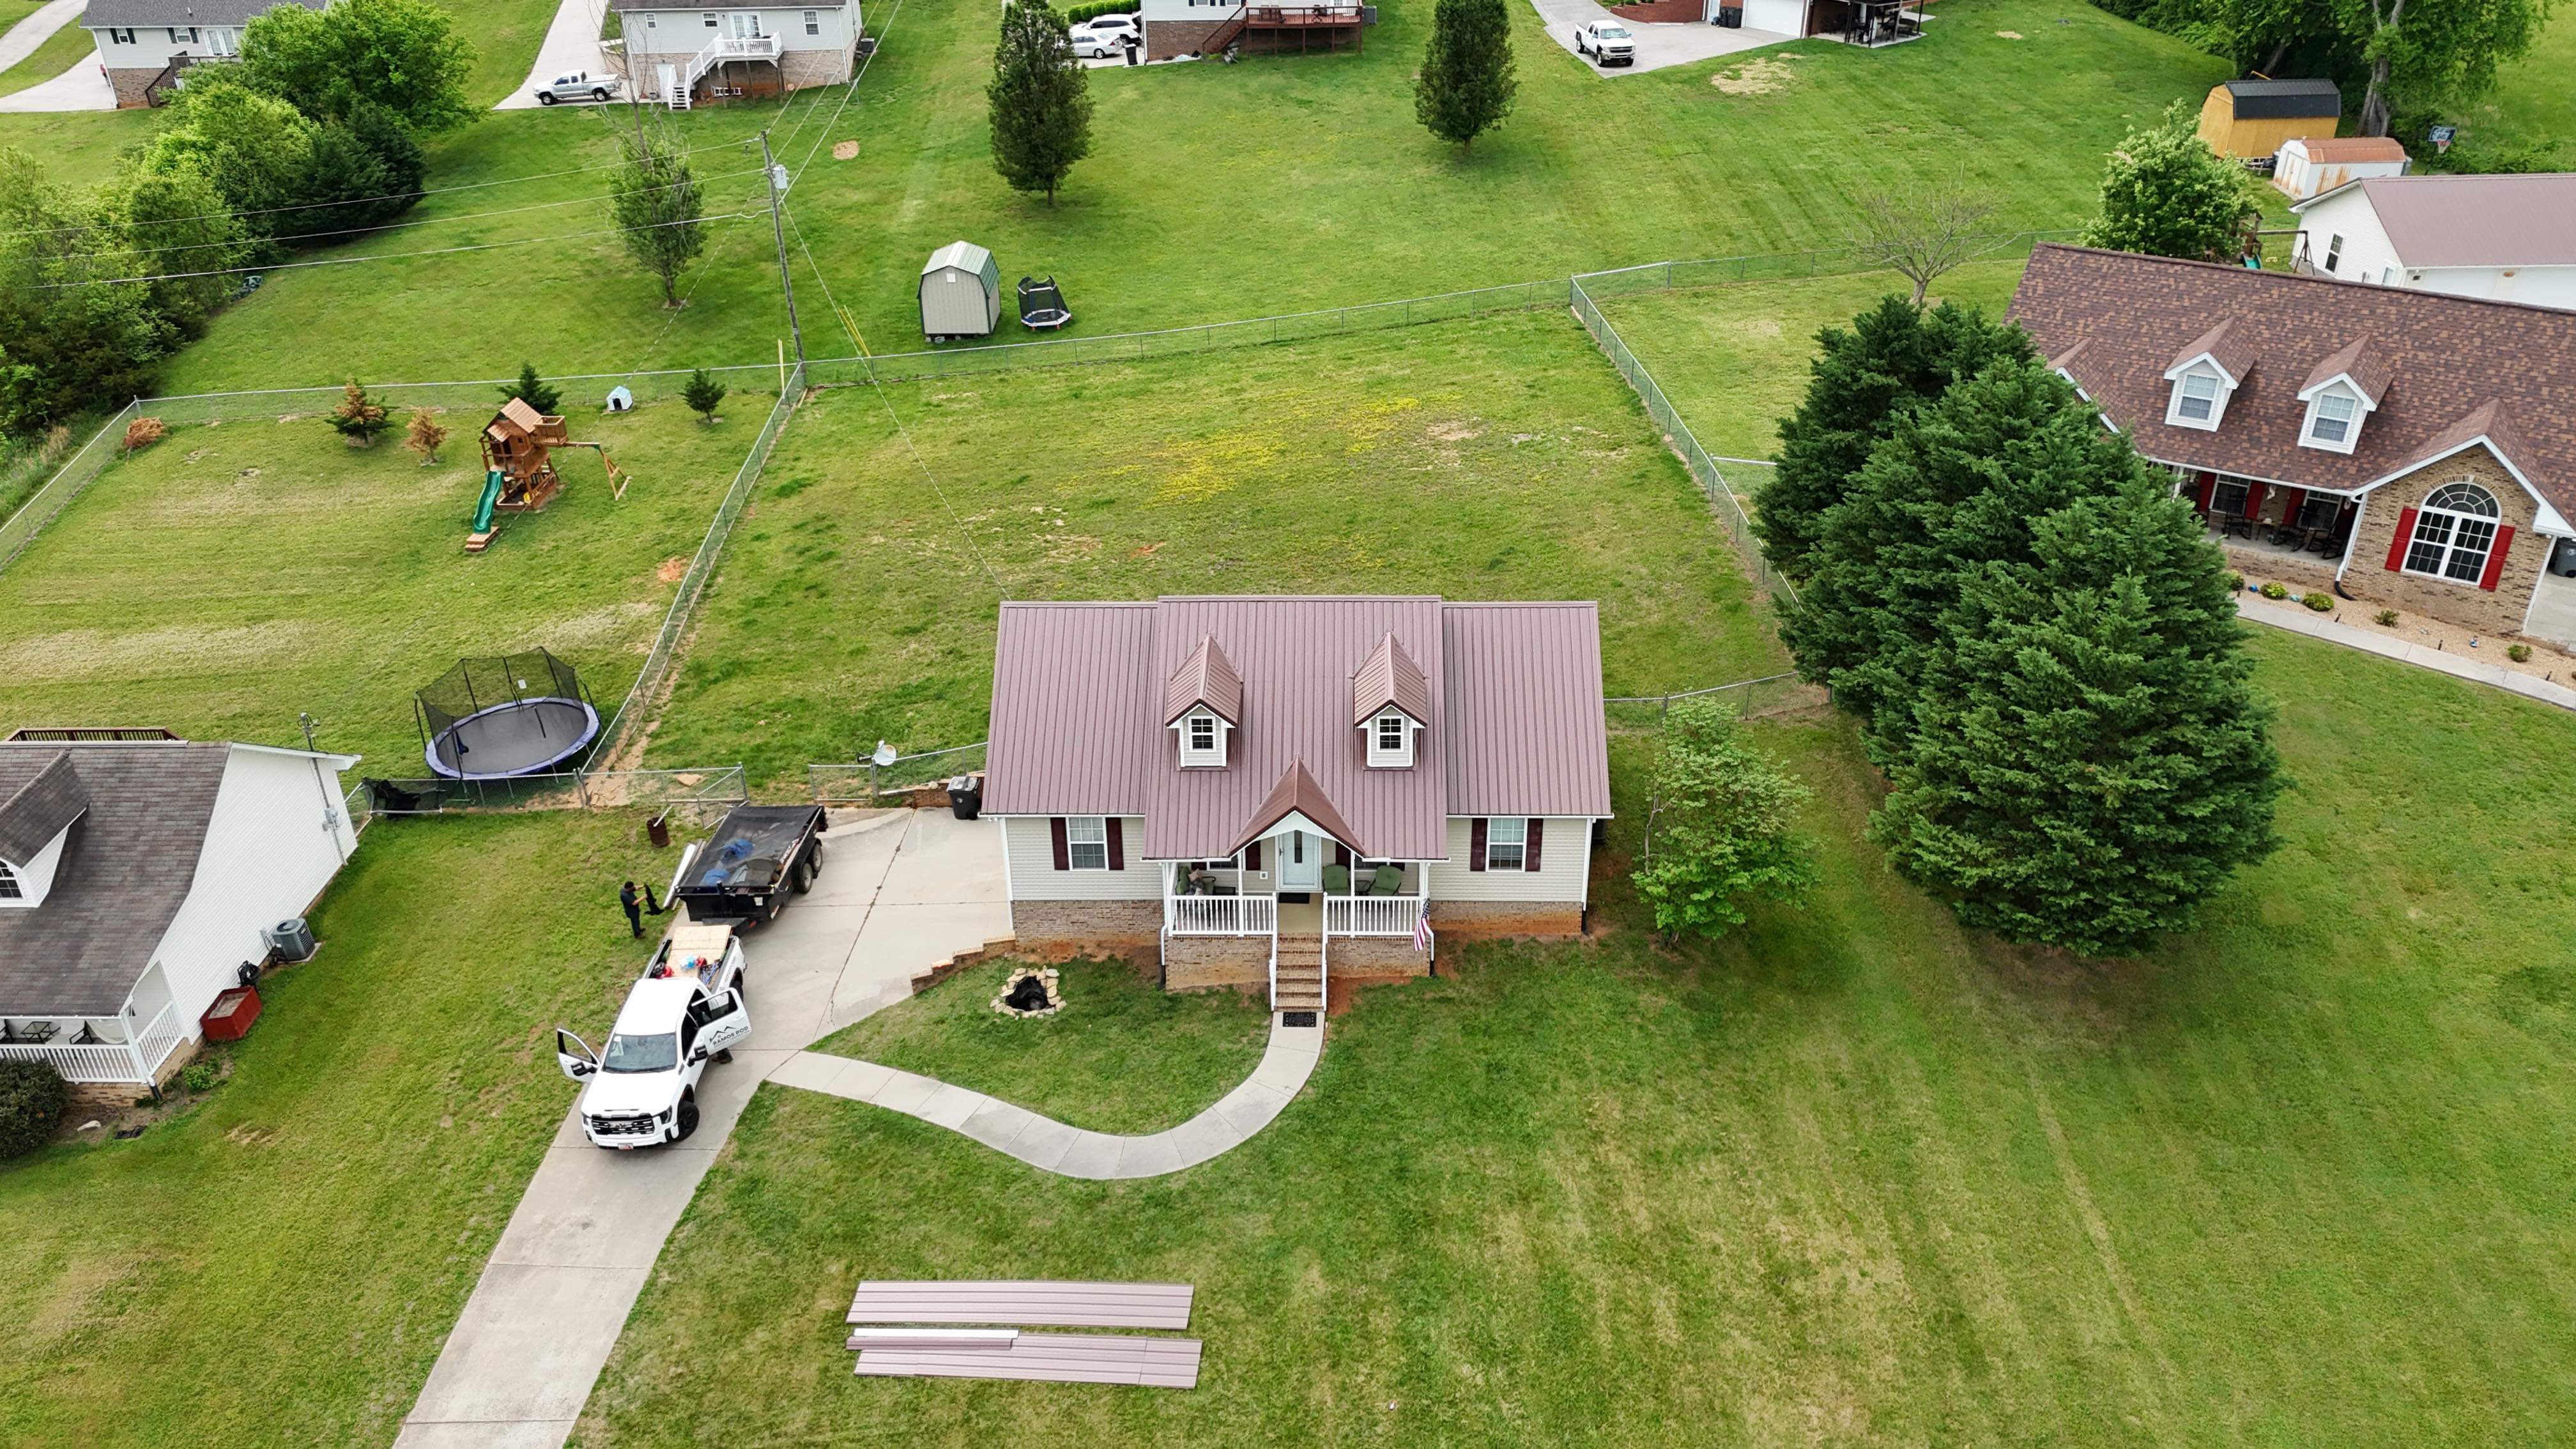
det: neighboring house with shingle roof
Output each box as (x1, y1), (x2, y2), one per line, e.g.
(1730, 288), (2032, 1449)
(983, 596), (1611, 1013)
(79, 0), (326, 109)
(2290, 173), (2576, 312)
(0, 736), (359, 1100)
(2011, 244), (2576, 647)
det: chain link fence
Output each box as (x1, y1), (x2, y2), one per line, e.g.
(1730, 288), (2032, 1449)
(350, 763), (749, 822)
(1605, 673), (1822, 732)
(0, 401), (141, 574)
(809, 741), (986, 803)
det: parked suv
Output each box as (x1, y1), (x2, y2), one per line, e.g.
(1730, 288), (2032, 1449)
(535, 70), (623, 104)
(1574, 20), (1634, 65)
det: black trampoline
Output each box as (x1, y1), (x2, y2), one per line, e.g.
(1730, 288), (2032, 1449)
(416, 649), (601, 779)
(1017, 275), (1071, 331)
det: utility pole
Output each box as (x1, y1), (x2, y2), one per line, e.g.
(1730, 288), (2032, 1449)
(759, 130), (807, 376)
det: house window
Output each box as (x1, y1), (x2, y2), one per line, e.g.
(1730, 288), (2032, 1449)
(2175, 372), (2221, 424)
(804, 8), (818, 31)
(1484, 817), (1527, 871)
(2404, 482), (2502, 585)
(1066, 816), (1109, 871)
(108, 26), (134, 42)
(2210, 477), (2250, 518)
(2324, 234), (2344, 272)
(1189, 715), (1216, 752)
(2297, 494), (2340, 530)
(1367, 709), (1414, 768)
(2306, 392), (2359, 448)
(167, 25), (199, 43)
(1176, 707), (1226, 767)
(704, 11), (719, 24)
(1376, 713), (1405, 753)
(0, 861), (19, 901)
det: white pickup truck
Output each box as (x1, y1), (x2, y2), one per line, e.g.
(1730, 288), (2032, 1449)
(555, 923), (751, 1148)
(1574, 20), (1635, 65)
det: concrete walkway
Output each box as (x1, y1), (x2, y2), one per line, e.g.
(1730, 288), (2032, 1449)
(396, 808), (1010, 1448)
(2237, 592), (2576, 714)
(0, 0), (82, 75)
(1522, 0), (1793, 75)
(770, 1012), (1322, 1179)
(0, 54), (112, 114)
(494, 0), (608, 111)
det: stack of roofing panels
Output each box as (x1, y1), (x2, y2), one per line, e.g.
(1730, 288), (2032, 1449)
(845, 1280), (1200, 1388)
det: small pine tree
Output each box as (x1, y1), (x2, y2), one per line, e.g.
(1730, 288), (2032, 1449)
(987, 0), (1093, 205)
(329, 378), (392, 445)
(2081, 101), (2263, 262)
(498, 362), (561, 415)
(610, 114), (703, 306)
(1632, 700), (1815, 940)
(404, 406), (447, 463)
(682, 367), (728, 423)
(1414, 0), (1516, 153)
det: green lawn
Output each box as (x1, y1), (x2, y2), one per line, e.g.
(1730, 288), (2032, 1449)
(578, 620), (2576, 1445)
(0, 395), (765, 769)
(642, 309), (1791, 785)
(0, 812), (677, 1446)
(0, 6), (96, 98)
(135, 0), (2228, 395)
(2471, 1), (2576, 157)
(817, 956), (1273, 1135)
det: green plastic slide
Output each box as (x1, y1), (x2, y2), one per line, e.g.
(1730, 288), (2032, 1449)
(473, 470), (504, 533)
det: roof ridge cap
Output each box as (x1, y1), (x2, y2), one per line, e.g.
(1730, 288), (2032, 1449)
(2034, 243), (2576, 324)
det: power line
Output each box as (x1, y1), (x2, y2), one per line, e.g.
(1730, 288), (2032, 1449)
(8, 211), (761, 291)
(790, 0), (906, 185)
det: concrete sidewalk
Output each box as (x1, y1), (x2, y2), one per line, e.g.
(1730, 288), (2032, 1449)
(395, 808), (1010, 1448)
(771, 1012), (1322, 1179)
(2237, 593), (2576, 714)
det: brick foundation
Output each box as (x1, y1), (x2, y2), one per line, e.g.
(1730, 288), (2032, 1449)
(1428, 900), (1584, 939)
(1009, 899), (1160, 956)
(1162, 935), (1268, 989)
(106, 67), (160, 109)
(61, 1036), (197, 1114)
(1326, 935), (1432, 976)
(1146, 17), (1231, 58)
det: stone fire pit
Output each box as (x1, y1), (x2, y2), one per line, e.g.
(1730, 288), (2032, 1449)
(992, 965), (1063, 1018)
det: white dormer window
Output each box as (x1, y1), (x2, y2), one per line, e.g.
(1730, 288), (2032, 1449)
(2296, 377), (2376, 455)
(1174, 707), (1229, 768)
(2170, 369), (2225, 429)
(1365, 709), (1418, 769)
(0, 861), (18, 901)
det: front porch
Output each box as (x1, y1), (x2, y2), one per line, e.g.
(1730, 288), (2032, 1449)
(2177, 466), (2361, 571)
(1162, 856), (1427, 942)
(0, 1001), (188, 1087)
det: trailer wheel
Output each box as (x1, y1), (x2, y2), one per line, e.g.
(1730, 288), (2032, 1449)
(673, 1098), (701, 1142)
(793, 856), (816, 894)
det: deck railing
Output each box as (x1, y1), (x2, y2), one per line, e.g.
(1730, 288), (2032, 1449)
(1167, 893), (1278, 937)
(0, 1002), (185, 1084)
(1324, 893), (1422, 937)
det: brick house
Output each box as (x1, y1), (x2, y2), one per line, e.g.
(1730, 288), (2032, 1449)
(982, 596), (1611, 1015)
(2011, 245), (2576, 648)
(608, 0), (860, 107)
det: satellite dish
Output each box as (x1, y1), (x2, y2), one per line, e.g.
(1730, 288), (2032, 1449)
(871, 740), (899, 767)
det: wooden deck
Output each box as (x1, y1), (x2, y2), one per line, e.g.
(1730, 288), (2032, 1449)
(845, 1279), (1195, 1330)
(853, 1333), (1203, 1388)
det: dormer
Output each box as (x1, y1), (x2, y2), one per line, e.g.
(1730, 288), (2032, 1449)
(0, 753), (89, 910)
(2297, 338), (2389, 456)
(2162, 320), (2252, 433)
(1351, 632), (1430, 770)
(1162, 635), (1241, 770)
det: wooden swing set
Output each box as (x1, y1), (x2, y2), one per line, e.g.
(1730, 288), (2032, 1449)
(466, 397), (630, 553)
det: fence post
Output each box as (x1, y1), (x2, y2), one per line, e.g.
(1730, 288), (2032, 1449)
(572, 767), (592, 809)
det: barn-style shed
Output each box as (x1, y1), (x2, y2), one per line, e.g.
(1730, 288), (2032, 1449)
(2196, 78), (2342, 158)
(920, 241), (1002, 342)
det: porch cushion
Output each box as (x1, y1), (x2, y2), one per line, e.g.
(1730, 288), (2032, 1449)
(1370, 867), (1403, 896)
(1321, 864), (1351, 894)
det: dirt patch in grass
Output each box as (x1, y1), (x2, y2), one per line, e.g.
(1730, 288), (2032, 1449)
(1712, 55), (1798, 96)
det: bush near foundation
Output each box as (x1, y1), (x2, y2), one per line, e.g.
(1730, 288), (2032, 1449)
(0, 1060), (69, 1159)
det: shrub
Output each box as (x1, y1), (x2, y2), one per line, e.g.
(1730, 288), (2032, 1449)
(2259, 581), (2290, 599)
(123, 416), (167, 451)
(1632, 700), (1814, 940)
(0, 1059), (69, 1159)
(2375, 609), (2400, 627)
(2302, 592), (2333, 611)
(329, 378), (392, 445)
(180, 1061), (220, 1093)
(2223, 571), (2244, 592)
(2508, 643), (2533, 663)
(1062, 0), (1135, 22)
(404, 406), (447, 464)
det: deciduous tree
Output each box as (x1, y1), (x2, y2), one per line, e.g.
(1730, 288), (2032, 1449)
(1632, 700), (1815, 940)
(238, 0), (477, 134)
(1415, 0), (1517, 153)
(2081, 102), (2262, 261)
(405, 407), (448, 463)
(610, 116), (703, 305)
(988, 0), (1093, 204)
(1849, 181), (1998, 305)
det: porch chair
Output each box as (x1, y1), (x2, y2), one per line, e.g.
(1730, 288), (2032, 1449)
(1369, 866), (1404, 896)
(1321, 864), (1351, 895)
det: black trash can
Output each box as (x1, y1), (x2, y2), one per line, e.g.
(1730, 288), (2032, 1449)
(947, 774), (983, 820)
(1717, 5), (1742, 25)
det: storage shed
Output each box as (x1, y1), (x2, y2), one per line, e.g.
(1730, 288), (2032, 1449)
(2196, 78), (2342, 158)
(2272, 135), (2409, 200)
(919, 241), (1002, 342)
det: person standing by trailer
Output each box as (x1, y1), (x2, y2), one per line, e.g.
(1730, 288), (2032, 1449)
(620, 880), (645, 938)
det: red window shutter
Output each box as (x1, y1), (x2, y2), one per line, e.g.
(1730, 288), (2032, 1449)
(1245, 839), (1261, 871)
(2480, 525), (2516, 590)
(2195, 471), (2218, 510)
(1333, 841), (1350, 869)
(1468, 818), (1487, 872)
(2277, 487), (2305, 526)
(1049, 817), (1069, 870)
(2385, 508), (2417, 572)
(1524, 818), (1544, 873)
(1105, 818), (1125, 871)
(2241, 482), (2266, 520)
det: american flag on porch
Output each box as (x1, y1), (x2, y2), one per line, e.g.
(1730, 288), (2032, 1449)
(1411, 910), (1432, 956)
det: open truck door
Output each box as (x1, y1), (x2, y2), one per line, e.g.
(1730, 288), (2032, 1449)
(689, 988), (752, 1061)
(556, 1027), (601, 1081)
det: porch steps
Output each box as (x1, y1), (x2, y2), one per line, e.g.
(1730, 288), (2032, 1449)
(1272, 933), (1323, 1013)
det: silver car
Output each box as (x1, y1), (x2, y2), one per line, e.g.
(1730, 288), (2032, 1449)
(535, 70), (624, 104)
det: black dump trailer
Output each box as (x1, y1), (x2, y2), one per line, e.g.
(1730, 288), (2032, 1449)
(674, 804), (827, 925)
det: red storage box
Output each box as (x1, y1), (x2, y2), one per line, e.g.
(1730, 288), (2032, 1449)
(201, 986), (262, 1043)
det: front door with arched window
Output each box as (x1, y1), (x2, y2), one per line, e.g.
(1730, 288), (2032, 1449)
(2402, 480), (2504, 586)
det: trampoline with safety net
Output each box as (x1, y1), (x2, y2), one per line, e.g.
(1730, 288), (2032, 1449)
(415, 650), (601, 780)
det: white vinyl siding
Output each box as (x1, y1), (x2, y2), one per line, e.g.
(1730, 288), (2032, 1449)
(997, 815), (1157, 900)
(617, 3), (857, 52)
(1423, 817), (1593, 904)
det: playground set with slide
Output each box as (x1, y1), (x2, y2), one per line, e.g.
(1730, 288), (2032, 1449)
(469, 397), (624, 551)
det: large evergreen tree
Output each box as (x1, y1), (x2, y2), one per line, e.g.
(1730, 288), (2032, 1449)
(1758, 298), (2029, 582)
(2081, 102), (2263, 262)
(1874, 471), (2283, 955)
(1414, 0), (1517, 153)
(988, 0), (1093, 205)
(610, 114), (704, 306)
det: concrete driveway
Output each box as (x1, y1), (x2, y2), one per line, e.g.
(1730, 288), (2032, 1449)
(494, 0), (611, 111)
(0, 0), (83, 74)
(396, 808), (1009, 1448)
(0, 56), (113, 112)
(1522, 0), (1793, 74)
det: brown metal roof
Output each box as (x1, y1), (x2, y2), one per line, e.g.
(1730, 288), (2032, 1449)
(1350, 631), (1430, 727)
(2012, 245), (2576, 526)
(1228, 760), (1370, 859)
(1161, 636), (1241, 725)
(2293, 136), (2408, 164)
(2300, 174), (2576, 269)
(983, 596), (1611, 862)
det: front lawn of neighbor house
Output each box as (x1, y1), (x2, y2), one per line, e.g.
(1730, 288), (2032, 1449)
(0, 397), (767, 770)
(0, 813), (676, 1447)
(641, 309), (1793, 785)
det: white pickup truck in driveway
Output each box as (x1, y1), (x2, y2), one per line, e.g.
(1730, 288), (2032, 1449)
(1573, 19), (1636, 64)
(556, 923), (751, 1147)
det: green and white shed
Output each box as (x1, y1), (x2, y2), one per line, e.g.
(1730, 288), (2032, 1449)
(919, 241), (1002, 341)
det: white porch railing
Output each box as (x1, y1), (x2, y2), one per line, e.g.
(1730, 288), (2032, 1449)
(0, 1003), (185, 1084)
(1166, 893), (1278, 937)
(1325, 894), (1424, 937)
(682, 33), (781, 94)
